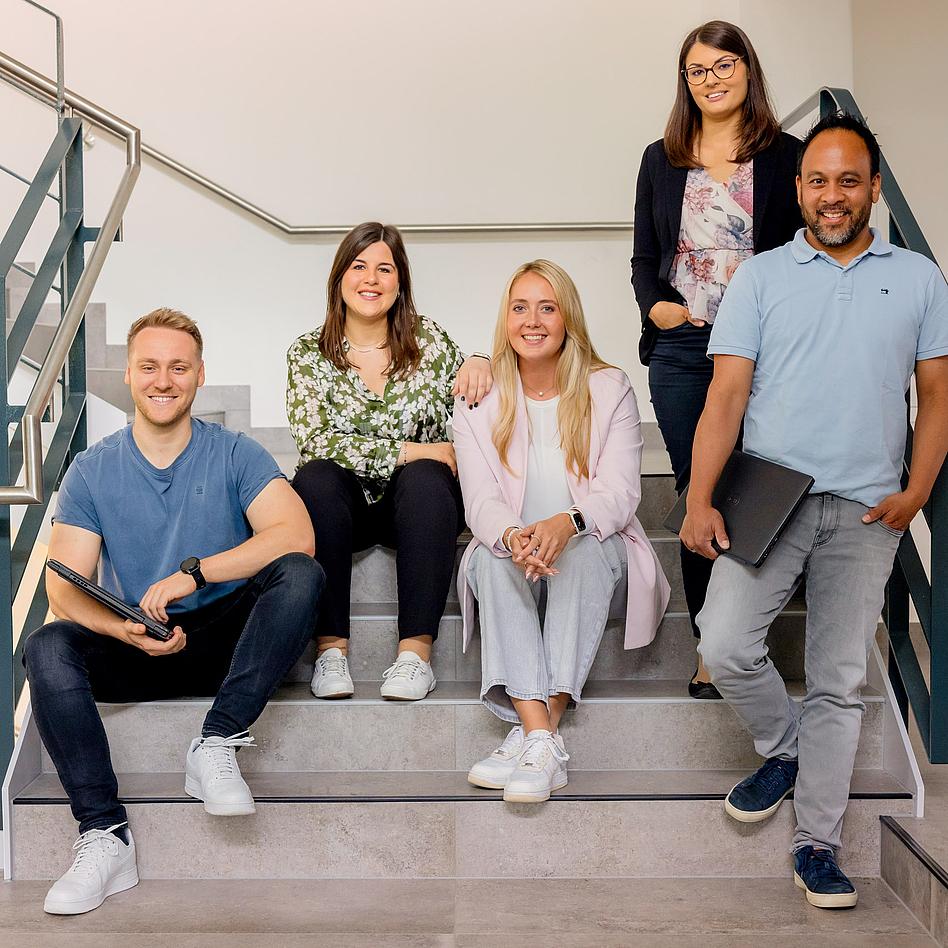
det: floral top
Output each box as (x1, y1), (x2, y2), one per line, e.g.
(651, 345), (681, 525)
(286, 316), (464, 502)
(670, 161), (754, 324)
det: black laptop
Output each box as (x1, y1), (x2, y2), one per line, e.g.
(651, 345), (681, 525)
(45, 559), (175, 641)
(663, 451), (814, 568)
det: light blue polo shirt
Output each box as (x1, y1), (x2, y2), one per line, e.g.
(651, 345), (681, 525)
(708, 228), (948, 507)
(53, 419), (284, 612)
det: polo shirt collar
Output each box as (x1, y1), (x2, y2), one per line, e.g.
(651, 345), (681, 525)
(791, 227), (893, 265)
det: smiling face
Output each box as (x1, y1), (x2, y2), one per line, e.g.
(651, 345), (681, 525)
(340, 240), (399, 325)
(797, 128), (881, 251)
(125, 327), (204, 429)
(505, 272), (567, 367)
(684, 42), (748, 122)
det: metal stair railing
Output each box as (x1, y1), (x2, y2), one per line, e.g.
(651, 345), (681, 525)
(782, 87), (947, 762)
(0, 48), (140, 781)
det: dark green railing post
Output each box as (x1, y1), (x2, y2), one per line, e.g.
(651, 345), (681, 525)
(0, 275), (13, 777)
(62, 118), (86, 456)
(929, 462), (948, 761)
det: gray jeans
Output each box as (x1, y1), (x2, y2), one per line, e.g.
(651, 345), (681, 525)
(697, 494), (901, 853)
(467, 534), (627, 723)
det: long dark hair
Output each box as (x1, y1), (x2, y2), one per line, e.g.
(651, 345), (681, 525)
(318, 221), (421, 381)
(663, 20), (780, 169)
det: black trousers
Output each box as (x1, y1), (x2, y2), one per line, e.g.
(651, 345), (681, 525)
(648, 323), (716, 639)
(292, 458), (464, 640)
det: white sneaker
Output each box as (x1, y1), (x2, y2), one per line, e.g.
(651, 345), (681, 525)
(468, 726), (525, 789)
(503, 729), (569, 803)
(44, 823), (138, 915)
(311, 647), (354, 699)
(379, 650), (436, 700)
(184, 732), (256, 816)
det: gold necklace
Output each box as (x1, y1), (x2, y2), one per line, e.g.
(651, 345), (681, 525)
(346, 337), (387, 353)
(522, 380), (558, 398)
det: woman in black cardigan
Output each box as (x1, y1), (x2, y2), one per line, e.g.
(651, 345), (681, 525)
(631, 20), (801, 698)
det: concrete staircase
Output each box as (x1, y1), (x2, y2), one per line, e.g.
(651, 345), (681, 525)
(2, 472), (921, 881)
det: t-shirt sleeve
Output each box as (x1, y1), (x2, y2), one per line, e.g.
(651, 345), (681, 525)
(231, 434), (285, 513)
(51, 462), (102, 536)
(707, 263), (761, 362)
(916, 266), (948, 361)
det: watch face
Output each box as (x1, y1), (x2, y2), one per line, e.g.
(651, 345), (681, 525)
(181, 556), (200, 573)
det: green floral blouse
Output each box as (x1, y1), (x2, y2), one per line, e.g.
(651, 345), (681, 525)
(286, 316), (465, 502)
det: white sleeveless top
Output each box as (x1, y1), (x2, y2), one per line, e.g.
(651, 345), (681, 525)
(521, 396), (573, 523)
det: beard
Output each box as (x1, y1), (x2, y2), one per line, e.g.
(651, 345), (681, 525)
(803, 198), (873, 248)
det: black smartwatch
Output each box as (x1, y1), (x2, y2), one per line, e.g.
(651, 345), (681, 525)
(180, 556), (207, 590)
(566, 506), (586, 535)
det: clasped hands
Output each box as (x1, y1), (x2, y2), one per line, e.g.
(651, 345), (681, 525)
(510, 512), (577, 582)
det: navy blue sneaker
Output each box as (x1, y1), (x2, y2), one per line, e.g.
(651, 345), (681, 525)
(724, 756), (798, 823)
(793, 846), (858, 908)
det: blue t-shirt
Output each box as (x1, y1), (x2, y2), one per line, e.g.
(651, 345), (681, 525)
(52, 419), (284, 611)
(708, 228), (948, 507)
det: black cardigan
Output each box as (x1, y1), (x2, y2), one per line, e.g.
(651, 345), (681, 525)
(630, 130), (803, 365)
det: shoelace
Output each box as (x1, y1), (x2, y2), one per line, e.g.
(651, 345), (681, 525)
(493, 726), (524, 758)
(754, 758), (795, 794)
(69, 822), (127, 874)
(319, 653), (349, 677)
(518, 734), (570, 771)
(807, 848), (846, 880)
(199, 732), (255, 779)
(382, 655), (426, 681)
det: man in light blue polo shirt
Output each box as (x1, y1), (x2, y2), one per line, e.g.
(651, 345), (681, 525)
(680, 112), (948, 908)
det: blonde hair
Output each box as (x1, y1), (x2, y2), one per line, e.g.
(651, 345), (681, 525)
(491, 260), (612, 479)
(127, 307), (203, 357)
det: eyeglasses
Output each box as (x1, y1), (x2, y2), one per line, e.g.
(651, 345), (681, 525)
(682, 56), (742, 85)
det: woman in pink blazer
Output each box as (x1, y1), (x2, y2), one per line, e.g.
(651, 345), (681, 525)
(453, 260), (670, 803)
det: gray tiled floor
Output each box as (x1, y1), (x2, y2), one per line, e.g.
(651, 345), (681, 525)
(0, 878), (935, 945)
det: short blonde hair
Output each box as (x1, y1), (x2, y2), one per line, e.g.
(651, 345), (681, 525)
(127, 307), (203, 357)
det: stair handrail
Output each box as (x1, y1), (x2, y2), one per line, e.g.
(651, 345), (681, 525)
(0, 50), (140, 505)
(1, 52), (629, 237)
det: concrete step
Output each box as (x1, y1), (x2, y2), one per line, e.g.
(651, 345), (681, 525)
(0, 876), (933, 942)
(41, 680), (886, 775)
(349, 533), (805, 615)
(10, 769), (911, 880)
(285, 605), (807, 684)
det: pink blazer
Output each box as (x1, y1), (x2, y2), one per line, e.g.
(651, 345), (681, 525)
(453, 367), (670, 652)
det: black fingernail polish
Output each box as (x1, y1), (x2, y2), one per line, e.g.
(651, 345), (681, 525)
(469, 404), (473, 410)
(460, 396), (465, 402)
(474, 402), (479, 407)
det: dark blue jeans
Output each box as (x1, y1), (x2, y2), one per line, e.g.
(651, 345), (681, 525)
(23, 553), (324, 833)
(648, 322), (716, 638)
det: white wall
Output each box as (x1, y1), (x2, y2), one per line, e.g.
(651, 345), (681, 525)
(852, 0), (948, 267)
(2, 0), (855, 427)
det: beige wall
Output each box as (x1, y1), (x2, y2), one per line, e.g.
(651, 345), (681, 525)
(3, 1), (855, 427)
(852, 0), (947, 265)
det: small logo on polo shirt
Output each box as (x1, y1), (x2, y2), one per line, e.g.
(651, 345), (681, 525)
(880, 288), (889, 294)
(195, 486), (204, 495)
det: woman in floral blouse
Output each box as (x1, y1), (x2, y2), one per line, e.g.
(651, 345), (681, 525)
(287, 221), (491, 702)
(631, 20), (801, 698)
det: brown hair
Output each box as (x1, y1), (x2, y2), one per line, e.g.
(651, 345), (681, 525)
(663, 20), (780, 169)
(318, 222), (421, 381)
(127, 307), (203, 357)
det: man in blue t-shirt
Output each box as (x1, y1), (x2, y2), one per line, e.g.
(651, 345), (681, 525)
(24, 309), (324, 915)
(680, 113), (948, 908)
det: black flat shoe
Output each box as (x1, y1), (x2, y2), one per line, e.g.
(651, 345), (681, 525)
(688, 671), (723, 700)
